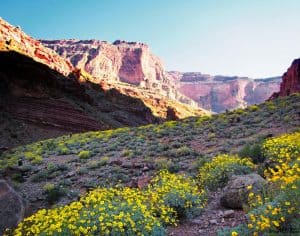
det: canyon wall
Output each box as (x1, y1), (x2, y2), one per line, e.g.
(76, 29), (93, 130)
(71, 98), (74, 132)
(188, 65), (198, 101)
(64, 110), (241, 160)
(41, 39), (200, 108)
(169, 72), (281, 113)
(42, 39), (281, 113)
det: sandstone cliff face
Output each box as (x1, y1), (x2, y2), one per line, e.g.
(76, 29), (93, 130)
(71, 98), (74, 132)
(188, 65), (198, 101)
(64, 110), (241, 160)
(0, 18), (164, 149)
(0, 18), (74, 76)
(168, 72), (281, 113)
(42, 38), (279, 114)
(41, 39), (164, 86)
(41, 39), (201, 110)
(270, 58), (300, 99)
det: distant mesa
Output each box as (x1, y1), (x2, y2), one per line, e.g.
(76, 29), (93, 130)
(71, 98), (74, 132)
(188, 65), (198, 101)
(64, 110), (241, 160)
(168, 71), (281, 113)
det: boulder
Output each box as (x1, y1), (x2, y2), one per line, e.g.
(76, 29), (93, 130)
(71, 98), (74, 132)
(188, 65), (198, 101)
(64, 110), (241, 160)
(0, 179), (26, 234)
(128, 175), (151, 189)
(220, 173), (267, 209)
(137, 175), (151, 189)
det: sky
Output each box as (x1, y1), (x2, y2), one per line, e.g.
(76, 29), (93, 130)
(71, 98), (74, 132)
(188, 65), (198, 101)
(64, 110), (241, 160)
(1, 0), (300, 78)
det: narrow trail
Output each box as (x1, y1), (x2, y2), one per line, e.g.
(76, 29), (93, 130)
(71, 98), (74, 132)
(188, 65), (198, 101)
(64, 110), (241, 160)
(168, 191), (247, 236)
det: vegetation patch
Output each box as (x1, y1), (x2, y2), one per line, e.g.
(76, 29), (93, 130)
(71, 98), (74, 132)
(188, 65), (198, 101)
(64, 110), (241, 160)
(7, 171), (206, 236)
(198, 154), (255, 190)
(219, 132), (300, 235)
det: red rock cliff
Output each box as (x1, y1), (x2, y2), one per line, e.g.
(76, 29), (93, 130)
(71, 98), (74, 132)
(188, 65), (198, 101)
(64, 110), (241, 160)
(168, 72), (281, 113)
(41, 39), (199, 108)
(270, 58), (300, 99)
(0, 18), (74, 76)
(0, 18), (164, 149)
(41, 39), (206, 118)
(1, 18), (205, 123)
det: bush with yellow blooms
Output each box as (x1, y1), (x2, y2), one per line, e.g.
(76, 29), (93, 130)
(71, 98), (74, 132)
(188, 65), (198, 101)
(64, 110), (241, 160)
(219, 131), (300, 235)
(198, 154), (255, 190)
(7, 170), (206, 236)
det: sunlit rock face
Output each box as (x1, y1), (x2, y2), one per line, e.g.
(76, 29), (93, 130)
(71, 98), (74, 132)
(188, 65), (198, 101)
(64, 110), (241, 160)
(41, 39), (207, 118)
(168, 72), (281, 113)
(41, 39), (202, 106)
(0, 18), (74, 76)
(42, 40), (171, 93)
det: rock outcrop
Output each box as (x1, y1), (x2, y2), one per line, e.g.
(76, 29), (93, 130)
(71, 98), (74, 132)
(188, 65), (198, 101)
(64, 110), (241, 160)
(0, 18), (163, 149)
(270, 58), (300, 99)
(41, 39), (173, 96)
(0, 179), (26, 234)
(220, 174), (267, 209)
(0, 18), (73, 76)
(41, 39), (206, 118)
(168, 72), (281, 113)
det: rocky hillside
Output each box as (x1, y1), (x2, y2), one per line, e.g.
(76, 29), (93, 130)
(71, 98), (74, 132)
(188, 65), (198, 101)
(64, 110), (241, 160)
(0, 18), (209, 149)
(0, 49), (160, 149)
(0, 19), (166, 149)
(1, 93), (299, 235)
(168, 71), (281, 113)
(0, 18), (73, 76)
(270, 58), (300, 99)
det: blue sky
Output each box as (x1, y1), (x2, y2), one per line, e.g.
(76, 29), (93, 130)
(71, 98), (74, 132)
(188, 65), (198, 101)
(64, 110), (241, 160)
(1, 0), (300, 78)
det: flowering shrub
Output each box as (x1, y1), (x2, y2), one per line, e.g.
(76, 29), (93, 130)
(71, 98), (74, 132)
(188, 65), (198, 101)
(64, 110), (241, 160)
(246, 132), (300, 234)
(198, 154), (255, 190)
(224, 132), (300, 235)
(8, 170), (206, 236)
(146, 170), (207, 219)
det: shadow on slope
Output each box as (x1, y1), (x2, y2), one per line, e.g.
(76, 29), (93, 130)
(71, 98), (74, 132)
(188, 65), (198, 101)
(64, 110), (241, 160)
(0, 51), (160, 149)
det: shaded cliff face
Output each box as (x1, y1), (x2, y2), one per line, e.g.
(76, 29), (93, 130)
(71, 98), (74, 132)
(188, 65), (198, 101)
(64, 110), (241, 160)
(0, 50), (160, 149)
(270, 58), (300, 99)
(168, 72), (281, 113)
(0, 19), (162, 149)
(41, 39), (205, 117)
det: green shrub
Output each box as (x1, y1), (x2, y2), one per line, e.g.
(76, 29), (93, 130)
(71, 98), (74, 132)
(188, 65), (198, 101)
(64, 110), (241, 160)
(12, 172), (24, 182)
(78, 150), (91, 159)
(198, 154), (255, 190)
(176, 146), (193, 156)
(239, 143), (265, 163)
(99, 156), (109, 166)
(31, 170), (48, 182)
(191, 156), (208, 171)
(121, 149), (134, 158)
(43, 183), (65, 204)
(24, 151), (42, 164)
(87, 158), (108, 169)
(57, 144), (70, 155)
(248, 105), (260, 112)
(154, 157), (174, 171)
(78, 167), (88, 175)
